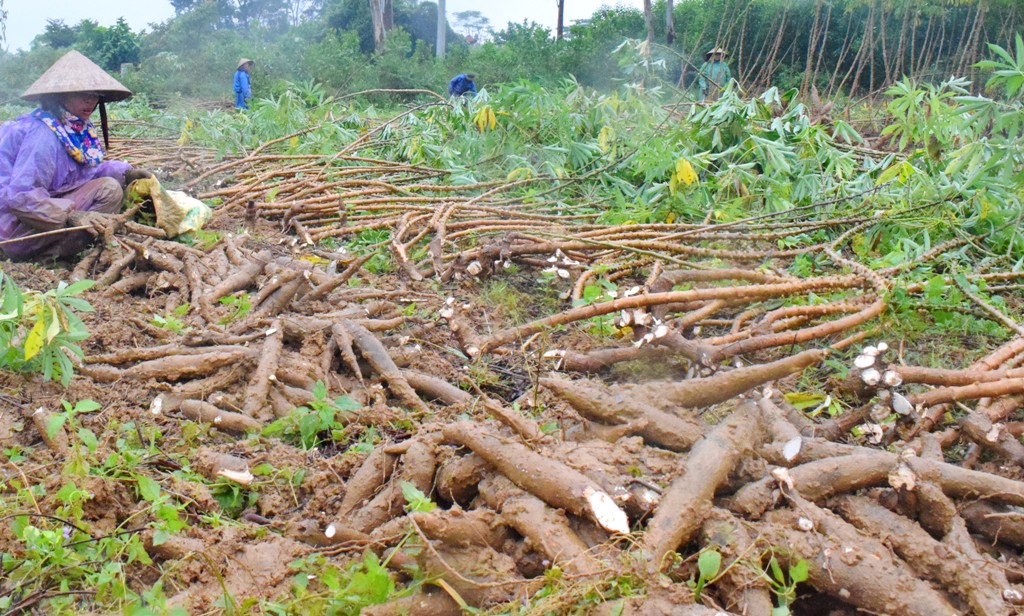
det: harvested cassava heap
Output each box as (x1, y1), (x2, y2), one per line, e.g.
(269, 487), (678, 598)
(2, 125), (1023, 616)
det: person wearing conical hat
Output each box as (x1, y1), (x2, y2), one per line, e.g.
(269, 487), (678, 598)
(0, 50), (151, 260)
(233, 58), (254, 110)
(697, 46), (732, 103)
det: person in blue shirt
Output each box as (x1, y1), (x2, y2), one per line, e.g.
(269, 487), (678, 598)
(233, 58), (254, 110)
(448, 73), (477, 98)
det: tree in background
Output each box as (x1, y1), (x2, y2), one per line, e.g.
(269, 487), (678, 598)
(0, 0), (7, 47)
(40, 20), (77, 49)
(33, 18), (141, 70)
(451, 10), (489, 43)
(236, 0), (290, 31)
(82, 18), (141, 70)
(287, 0), (319, 25)
(369, 0), (394, 50)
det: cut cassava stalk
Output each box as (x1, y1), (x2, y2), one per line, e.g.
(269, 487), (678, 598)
(541, 376), (704, 451)
(255, 275), (307, 317)
(412, 540), (527, 607)
(909, 377), (1024, 407)
(640, 402), (764, 571)
(892, 363), (1024, 386)
(349, 436), (437, 533)
(632, 348), (827, 409)
(104, 272), (152, 296)
(960, 501), (1024, 548)
(435, 452), (491, 506)
(477, 474), (606, 577)
(710, 298), (884, 360)
(556, 345), (675, 373)
(241, 322), (284, 421)
(834, 494), (1011, 616)
(442, 421), (629, 534)
(341, 319), (430, 414)
(360, 590), (461, 616)
(331, 323), (364, 381)
(760, 500), (960, 616)
(959, 412), (1024, 465)
(27, 406), (69, 453)
(475, 276), (865, 353)
(80, 349), (256, 382)
(699, 508), (775, 616)
(85, 344), (246, 365)
(192, 448), (254, 485)
(479, 396), (544, 443)
(179, 399), (262, 434)
(725, 454), (895, 518)
(92, 249), (139, 290)
(410, 508), (510, 551)
(337, 446), (400, 518)
(746, 437), (1024, 513)
(402, 370), (472, 404)
(204, 250), (272, 304)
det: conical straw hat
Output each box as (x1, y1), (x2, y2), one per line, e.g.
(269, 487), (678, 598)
(705, 47), (728, 58)
(22, 50), (132, 102)
(237, 58), (254, 70)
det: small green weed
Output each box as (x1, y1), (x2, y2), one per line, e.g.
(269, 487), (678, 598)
(263, 381), (362, 449)
(218, 292), (252, 323)
(151, 304), (191, 334)
(762, 555), (809, 615)
(689, 548), (722, 602)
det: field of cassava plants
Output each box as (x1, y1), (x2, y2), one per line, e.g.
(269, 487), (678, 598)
(3, 37), (1024, 616)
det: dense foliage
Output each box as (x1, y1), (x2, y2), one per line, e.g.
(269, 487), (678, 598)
(2, 0), (1022, 105)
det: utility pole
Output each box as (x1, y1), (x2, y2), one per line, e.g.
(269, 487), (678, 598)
(436, 0), (446, 58)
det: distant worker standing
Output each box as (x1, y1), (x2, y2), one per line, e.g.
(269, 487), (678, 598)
(233, 58), (254, 110)
(448, 73), (477, 98)
(697, 47), (731, 103)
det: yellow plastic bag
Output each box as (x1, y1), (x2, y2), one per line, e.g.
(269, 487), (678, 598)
(127, 177), (213, 238)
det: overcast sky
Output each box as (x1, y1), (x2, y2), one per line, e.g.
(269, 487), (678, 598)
(2, 0), (645, 52)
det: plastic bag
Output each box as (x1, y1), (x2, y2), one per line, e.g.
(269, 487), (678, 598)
(127, 177), (213, 238)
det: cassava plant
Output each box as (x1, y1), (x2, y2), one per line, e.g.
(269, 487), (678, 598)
(0, 273), (94, 386)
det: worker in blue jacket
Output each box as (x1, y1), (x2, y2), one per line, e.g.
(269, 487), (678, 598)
(448, 73), (477, 98)
(233, 58), (254, 110)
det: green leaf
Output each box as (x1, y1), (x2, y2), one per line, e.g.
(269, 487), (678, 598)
(697, 549), (722, 579)
(59, 297), (95, 313)
(56, 481), (79, 503)
(78, 428), (98, 452)
(783, 392), (827, 410)
(312, 380), (328, 400)
(61, 279), (96, 296)
(74, 399), (102, 413)
(24, 318), (45, 360)
(789, 559), (809, 583)
(299, 412), (322, 448)
(136, 474), (161, 501)
(332, 394), (362, 411)
(46, 414), (67, 440)
(769, 556), (785, 585)
(401, 480), (436, 513)
(152, 529), (172, 546)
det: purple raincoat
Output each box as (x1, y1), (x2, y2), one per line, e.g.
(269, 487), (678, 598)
(0, 111), (131, 258)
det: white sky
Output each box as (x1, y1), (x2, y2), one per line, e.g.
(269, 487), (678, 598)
(1, 0), (645, 52)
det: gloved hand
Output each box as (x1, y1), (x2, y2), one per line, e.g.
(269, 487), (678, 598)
(67, 210), (117, 237)
(124, 168), (156, 184)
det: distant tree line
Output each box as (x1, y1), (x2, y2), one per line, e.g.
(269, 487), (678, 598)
(0, 0), (1020, 106)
